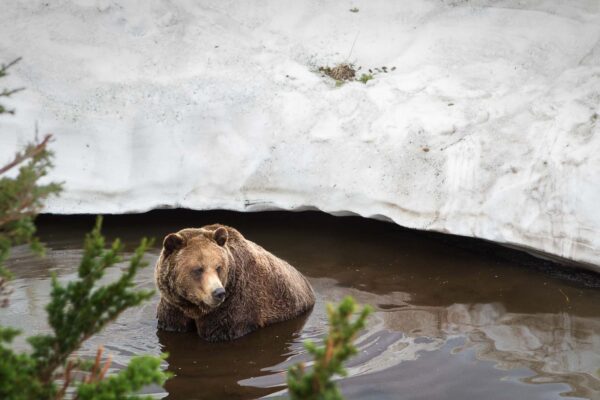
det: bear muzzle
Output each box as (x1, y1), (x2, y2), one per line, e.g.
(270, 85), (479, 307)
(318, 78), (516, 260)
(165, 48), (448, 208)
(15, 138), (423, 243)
(212, 287), (226, 304)
(202, 273), (226, 307)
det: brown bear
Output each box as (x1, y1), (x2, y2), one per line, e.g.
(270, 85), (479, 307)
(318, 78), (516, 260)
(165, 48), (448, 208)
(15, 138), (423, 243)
(155, 224), (315, 341)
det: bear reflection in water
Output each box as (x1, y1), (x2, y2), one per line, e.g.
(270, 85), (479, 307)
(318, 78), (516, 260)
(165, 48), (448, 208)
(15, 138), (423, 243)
(156, 312), (310, 400)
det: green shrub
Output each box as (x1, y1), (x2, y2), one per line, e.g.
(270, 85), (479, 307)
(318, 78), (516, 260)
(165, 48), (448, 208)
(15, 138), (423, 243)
(287, 296), (372, 400)
(0, 58), (168, 399)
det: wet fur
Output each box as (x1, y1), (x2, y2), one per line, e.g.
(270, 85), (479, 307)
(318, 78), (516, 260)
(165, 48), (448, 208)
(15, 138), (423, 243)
(155, 224), (315, 341)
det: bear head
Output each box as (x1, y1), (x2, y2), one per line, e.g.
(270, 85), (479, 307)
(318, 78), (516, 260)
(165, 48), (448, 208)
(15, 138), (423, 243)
(158, 227), (231, 315)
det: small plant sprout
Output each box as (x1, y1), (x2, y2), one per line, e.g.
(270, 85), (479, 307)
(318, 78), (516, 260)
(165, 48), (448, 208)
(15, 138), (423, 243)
(359, 73), (373, 84)
(287, 296), (372, 400)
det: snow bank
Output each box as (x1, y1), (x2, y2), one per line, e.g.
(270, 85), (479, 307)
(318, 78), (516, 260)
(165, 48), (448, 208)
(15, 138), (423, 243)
(1, 1), (600, 270)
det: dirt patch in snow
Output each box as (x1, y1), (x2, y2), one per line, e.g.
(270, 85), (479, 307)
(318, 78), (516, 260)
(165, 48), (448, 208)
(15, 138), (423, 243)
(319, 64), (356, 81)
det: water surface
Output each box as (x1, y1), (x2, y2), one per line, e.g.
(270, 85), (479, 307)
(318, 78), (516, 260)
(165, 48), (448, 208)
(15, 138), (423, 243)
(2, 211), (600, 399)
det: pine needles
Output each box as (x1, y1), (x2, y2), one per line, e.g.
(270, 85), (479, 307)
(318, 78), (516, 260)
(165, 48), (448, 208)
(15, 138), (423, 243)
(0, 217), (169, 400)
(287, 297), (372, 400)
(0, 58), (168, 399)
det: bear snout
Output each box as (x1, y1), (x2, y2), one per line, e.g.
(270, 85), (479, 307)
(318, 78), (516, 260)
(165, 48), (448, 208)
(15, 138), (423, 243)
(212, 287), (226, 303)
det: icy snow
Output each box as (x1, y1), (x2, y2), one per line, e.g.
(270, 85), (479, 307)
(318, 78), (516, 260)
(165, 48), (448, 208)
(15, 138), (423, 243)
(1, 0), (600, 270)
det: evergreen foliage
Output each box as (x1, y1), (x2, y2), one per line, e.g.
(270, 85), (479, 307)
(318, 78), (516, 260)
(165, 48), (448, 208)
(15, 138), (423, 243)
(0, 58), (169, 399)
(76, 353), (168, 400)
(0, 217), (170, 400)
(0, 57), (24, 115)
(287, 296), (372, 400)
(0, 57), (61, 306)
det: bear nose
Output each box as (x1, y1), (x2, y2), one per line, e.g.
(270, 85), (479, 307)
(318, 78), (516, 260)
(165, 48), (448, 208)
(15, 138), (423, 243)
(212, 287), (226, 302)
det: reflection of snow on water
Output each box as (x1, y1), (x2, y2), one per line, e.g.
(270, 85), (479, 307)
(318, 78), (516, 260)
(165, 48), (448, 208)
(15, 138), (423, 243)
(276, 279), (600, 397)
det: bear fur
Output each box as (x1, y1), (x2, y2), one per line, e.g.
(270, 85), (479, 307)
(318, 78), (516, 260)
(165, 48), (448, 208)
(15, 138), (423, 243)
(155, 224), (315, 341)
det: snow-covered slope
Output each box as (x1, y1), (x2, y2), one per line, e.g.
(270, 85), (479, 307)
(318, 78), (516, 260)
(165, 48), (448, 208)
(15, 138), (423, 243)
(1, 1), (600, 270)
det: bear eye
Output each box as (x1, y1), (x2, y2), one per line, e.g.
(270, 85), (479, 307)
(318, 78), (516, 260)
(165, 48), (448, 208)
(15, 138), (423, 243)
(216, 265), (222, 273)
(192, 267), (204, 277)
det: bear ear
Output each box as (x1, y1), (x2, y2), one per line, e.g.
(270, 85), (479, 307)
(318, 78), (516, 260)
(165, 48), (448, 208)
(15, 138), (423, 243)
(163, 233), (186, 254)
(213, 227), (228, 247)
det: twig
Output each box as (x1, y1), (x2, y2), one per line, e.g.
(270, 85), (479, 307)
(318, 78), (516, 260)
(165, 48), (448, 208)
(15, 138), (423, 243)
(55, 360), (75, 400)
(559, 288), (570, 304)
(98, 355), (112, 380)
(0, 57), (25, 114)
(88, 346), (104, 383)
(0, 57), (22, 75)
(83, 346), (113, 384)
(0, 196), (37, 226)
(0, 134), (52, 175)
(0, 88), (25, 97)
(324, 337), (334, 364)
(345, 31), (360, 61)
(38, 315), (123, 384)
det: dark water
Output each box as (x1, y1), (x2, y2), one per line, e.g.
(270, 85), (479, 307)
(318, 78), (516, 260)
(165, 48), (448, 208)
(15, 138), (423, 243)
(2, 210), (600, 399)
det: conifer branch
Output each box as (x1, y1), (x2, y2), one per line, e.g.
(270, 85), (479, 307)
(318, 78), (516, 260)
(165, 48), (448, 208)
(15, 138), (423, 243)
(0, 134), (52, 176)
(287, 296), (372, 400)
(0, 58), (169, 399)
(0, 57), (24, 115)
